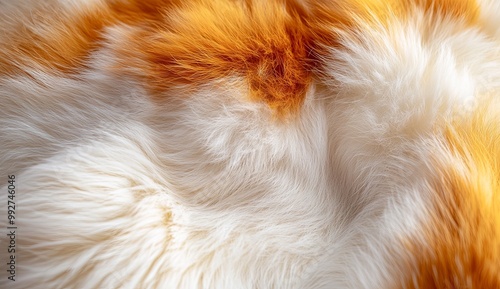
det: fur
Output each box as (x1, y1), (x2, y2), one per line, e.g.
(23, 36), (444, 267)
(0, 0), (499, 288)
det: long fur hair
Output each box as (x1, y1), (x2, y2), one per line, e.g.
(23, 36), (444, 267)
(1, 0), (499, 288)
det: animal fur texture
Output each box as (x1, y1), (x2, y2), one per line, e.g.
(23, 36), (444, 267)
(0, 0), (499, 288)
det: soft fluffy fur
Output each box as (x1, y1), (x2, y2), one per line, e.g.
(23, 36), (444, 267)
(0, 0), (499, 288)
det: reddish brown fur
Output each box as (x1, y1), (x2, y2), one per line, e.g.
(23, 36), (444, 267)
(131, 0), (313, 117)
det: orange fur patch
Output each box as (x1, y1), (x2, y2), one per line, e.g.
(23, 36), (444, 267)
(0, 0), (175, 74)
(0, 0), (314, 117)
(128, 0), (313, 117)
(0, 1), (110, 74)
(0, 0), (481, 116)
(398, 100), (500, 289)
